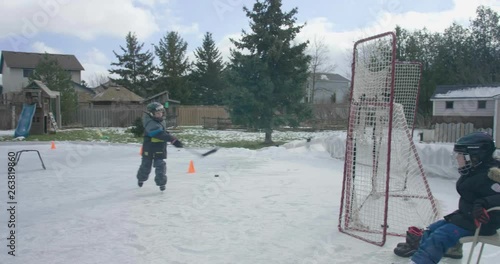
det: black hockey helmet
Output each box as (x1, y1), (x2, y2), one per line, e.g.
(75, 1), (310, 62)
(147, 102), (164, 114)
(146, 102), (165, 121)
(453, 132), (496, 175)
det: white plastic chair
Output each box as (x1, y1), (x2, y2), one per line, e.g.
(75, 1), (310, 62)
(459, 206), (500, 264)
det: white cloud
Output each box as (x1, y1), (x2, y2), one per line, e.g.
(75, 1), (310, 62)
(31, 41), (62, 53)
(0, 0), (160, 42)
(81, 63), (112, 87)
(85, 48), (109, 65)
(155, 7), (200, 36)
(80, 47), (113, 85)
(216, 33), (240, 62)
(296, 0), (500, 78)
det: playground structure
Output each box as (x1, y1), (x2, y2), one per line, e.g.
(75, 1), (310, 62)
(14, 80), (61, 138)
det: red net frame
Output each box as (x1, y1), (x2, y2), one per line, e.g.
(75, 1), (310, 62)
(338, 32), (440, 246)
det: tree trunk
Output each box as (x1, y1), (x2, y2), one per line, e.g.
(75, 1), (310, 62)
(264, 128), (273, 144)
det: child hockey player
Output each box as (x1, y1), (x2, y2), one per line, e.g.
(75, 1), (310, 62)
(136, 102), (183, 191)
(394, 132), (500, 263)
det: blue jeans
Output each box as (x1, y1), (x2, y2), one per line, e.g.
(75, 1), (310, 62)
(411, 219), (473, 264)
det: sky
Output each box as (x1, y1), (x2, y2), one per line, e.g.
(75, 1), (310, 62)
(0, 0), (499, 86)
(0, 129), (499, 263)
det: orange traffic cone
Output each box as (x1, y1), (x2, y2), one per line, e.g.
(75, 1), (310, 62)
(51, 141), (56, 149)
(187, 160), (196, 173)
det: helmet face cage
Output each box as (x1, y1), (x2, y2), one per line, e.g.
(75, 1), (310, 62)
(453, 133), (495, 175)
(452, 149), (473, 175)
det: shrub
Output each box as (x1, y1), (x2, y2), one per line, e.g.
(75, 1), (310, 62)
(130, 117), (144, 137)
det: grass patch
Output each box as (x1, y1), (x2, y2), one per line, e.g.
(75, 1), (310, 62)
(1, 126), (317, 149)
(2, 128), (142, 144)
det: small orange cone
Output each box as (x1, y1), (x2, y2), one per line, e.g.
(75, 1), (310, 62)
(51, 141), (56, 149)
(187, 160), (196, 173)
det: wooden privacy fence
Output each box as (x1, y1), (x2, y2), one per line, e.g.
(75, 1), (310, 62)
(177, 105), (229, 126)
(76, 107), (144, 127)
(0, 104), (21, 130)
(433, 123), (493, 143)
(76, 105), (230, 127)
(202, 117), (233, 130)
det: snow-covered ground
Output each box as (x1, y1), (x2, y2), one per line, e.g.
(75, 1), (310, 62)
(0, 131), (498, 264)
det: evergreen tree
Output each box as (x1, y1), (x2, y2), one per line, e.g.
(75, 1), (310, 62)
(469, 6), (500, 83)
(30, 53), (77, 124)
(191, 32), (226, 105)
(394, 5), (500, 121)
(109, 32), (156, 97)
(227, 0), (311, 144)
(154, 31), (191, 103)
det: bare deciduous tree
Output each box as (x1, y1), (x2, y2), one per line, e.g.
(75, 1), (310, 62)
(307, 35), (337, 104)
(87, 73), (110, 88)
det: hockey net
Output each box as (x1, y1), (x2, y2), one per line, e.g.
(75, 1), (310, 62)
(338, 32), (440, 246)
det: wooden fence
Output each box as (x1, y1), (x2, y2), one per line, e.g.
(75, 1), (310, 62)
(0, 104), (22, 130)
(177, 105), (230, 126)
(76, 108), (144, 127)
(0, 103), (351, 130)
(75, 105), (229, 127)
(433, 123), (493, 143)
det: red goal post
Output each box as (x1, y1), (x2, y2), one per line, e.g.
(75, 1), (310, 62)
(338, 32), (440, 246)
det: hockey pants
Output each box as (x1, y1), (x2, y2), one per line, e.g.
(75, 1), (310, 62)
(137, 157), (167, 186)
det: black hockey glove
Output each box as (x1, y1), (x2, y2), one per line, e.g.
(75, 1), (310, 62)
(472, 199), (490, 227)
(172, 139), (183, 148)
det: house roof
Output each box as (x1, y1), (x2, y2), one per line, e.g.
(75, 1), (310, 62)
(0, 51), (84, 73)
(141, 90), (181, 104)
(71, 81), (96, 103)
(71, 81), (96, 95)
(430, 84), (500, 100)
(91, 84), (144, 102)
(312, 72), (350, 82)
(25, 80), (60, 98)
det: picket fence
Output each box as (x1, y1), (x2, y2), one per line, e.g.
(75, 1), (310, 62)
(432, 123), (493, 143)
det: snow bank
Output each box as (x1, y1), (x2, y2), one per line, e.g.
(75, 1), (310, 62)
(283, 133), (460, 180)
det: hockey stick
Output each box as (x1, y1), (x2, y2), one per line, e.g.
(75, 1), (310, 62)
(184, 147), (219, 158)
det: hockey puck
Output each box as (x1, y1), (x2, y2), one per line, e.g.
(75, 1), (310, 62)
(214, 174), (219, 177)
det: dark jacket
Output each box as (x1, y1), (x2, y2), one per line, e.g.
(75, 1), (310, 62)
(445, 160), (500, 235)
(141, 114), (177, 159)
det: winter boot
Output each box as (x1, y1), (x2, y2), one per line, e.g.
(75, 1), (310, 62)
(443, 242), (462, 259)
(138, 181), (144, 187)
(159, 185), (166, 191)
(394, 226), (423, 258)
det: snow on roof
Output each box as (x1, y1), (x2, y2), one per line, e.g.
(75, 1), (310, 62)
(434, 86), (500, 99)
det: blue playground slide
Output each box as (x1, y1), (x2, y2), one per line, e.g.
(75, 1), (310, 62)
(14, 103), (37, 138)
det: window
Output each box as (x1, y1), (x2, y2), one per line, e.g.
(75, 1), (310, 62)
(478, 100), (486, 109)
(23, 69), (34, 78)
(445, 101), (454, 109)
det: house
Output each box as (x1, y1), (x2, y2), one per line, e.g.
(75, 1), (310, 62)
(305, 72), (350, 104)
(430, 84), (500, 127)
(90, 82), (143, 108)
(72, 81), (96, 108)
(430, 84), (500, 144)
(0, 51), (84, 94)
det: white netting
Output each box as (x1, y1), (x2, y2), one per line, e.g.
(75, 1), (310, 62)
(338, 33), (439, 246)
